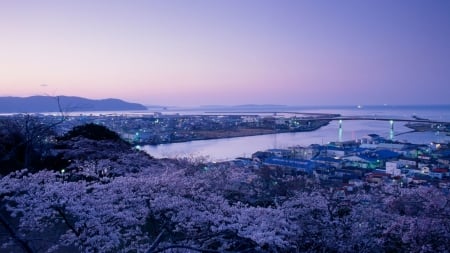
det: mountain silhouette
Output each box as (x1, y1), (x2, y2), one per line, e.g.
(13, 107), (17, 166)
(0, 96), (147, 113)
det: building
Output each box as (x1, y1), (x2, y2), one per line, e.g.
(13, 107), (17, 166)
(386, 161), (402, 176)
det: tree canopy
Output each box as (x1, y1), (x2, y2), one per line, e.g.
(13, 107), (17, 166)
(59, 123), (123, 142)
(1, 122), (450, 252)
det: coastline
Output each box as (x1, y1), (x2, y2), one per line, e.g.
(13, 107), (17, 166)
(140, 120), (331, 145)
(405, 122), (450, 133)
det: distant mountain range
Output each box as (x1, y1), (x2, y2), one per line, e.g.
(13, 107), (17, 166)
(0, 96), (147, 113)
(199, 104), (287, 109)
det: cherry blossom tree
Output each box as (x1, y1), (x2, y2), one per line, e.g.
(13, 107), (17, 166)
(1, 132), (450, 253)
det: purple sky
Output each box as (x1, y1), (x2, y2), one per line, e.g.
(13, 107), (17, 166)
(1, 0), (449, 106)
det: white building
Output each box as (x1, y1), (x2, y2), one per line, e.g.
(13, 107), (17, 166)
(386, 161), (402, 176)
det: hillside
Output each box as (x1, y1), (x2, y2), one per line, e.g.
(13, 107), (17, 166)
(0, 96), (147, 113)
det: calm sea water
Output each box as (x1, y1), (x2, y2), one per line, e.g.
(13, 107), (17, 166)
(141, 105), (450, 161)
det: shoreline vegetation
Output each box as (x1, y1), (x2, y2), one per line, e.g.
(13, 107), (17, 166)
(140, 118), (332, 145)
(146, 120), (331, 145)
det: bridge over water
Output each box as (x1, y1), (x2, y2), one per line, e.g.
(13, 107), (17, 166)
(303, 114), (449, 142)
(309, 115), (447, 124)
(210, 111), (450, 142)
(209, 110), (448, 124)
(266, 111), (447, 124)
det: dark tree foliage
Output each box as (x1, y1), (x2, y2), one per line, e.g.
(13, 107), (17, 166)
(0, 117), (56, 174)
(50, 123), (153, 177)
(59, 123), (124, 142)
(0, 121), (27, 174)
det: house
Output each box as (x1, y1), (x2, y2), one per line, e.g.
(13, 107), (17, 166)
(386, 161), (402, 176)
(398, 158), (417, 167)
(263, 157), (314, 174)
(418, 155), (432, 161)
(325, 146), (346, 158)
(348, 178), (365, 187)
(403, 166), (421, 175)
(410, 175), (430, 185)
(341, 155), (379, 169)
(312, 157), (342, 169)
(359, 143), (379, 149)
(266, 149), (292, 158)
(333, 168), (363, 181)
(365, 171), (389, 184)
(420, 166), (431, 174)
(438, 158), (450, 166)
(377, 143), (407, 151)
(429, 168), (449, 179)
(241, 115), (260, 124)
(275, 117), (288, 125)
(418, 162), (433, 173)
(252, 151), (273, 161)
(290, 146), (319, 160)
(360, 134), (384, 144)
(329, 140), (359, 148)
(402, 146), (421, 158)
(313, 166), (334, 180)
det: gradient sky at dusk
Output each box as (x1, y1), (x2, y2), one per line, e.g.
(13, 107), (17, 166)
(1, 0), (449, 106)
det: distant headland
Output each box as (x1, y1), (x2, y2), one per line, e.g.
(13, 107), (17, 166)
(0, 96), (147, 113)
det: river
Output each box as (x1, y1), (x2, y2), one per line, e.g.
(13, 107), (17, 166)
(141, 105), (450, 161)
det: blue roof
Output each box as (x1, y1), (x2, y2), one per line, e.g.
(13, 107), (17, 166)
(360, 155), (379, 163)
(313, 157), (341, 163)
(374, 149), (400, 159)
(326, 146), (346, 151)
(263, 157), (314, 173)
(353, 147), (369, 153)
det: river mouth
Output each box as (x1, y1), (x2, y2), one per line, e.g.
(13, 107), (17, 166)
(142, 121), (450, 162)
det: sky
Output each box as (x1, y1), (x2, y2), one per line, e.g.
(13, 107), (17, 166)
(1, 0), (449, 106)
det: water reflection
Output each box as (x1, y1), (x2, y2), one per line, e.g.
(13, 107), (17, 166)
(143, 120), (450, 162)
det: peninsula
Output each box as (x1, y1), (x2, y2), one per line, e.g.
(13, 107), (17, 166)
(0, 96), (147, 113)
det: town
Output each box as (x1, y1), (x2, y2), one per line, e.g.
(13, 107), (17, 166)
(4, 113), (450, 188)
(36, 112), (334, 144)
(206, 133), (450, 189)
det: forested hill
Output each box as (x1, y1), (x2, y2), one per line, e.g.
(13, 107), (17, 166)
(0, 96), (147, 113)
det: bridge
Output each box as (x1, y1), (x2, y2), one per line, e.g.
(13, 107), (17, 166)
(304, 115), (449, 142)
(208, 110), (448, 124)
(206, 110), (450, 143)
(209, 111), (449, 142)
(308, 115), (447, 124)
